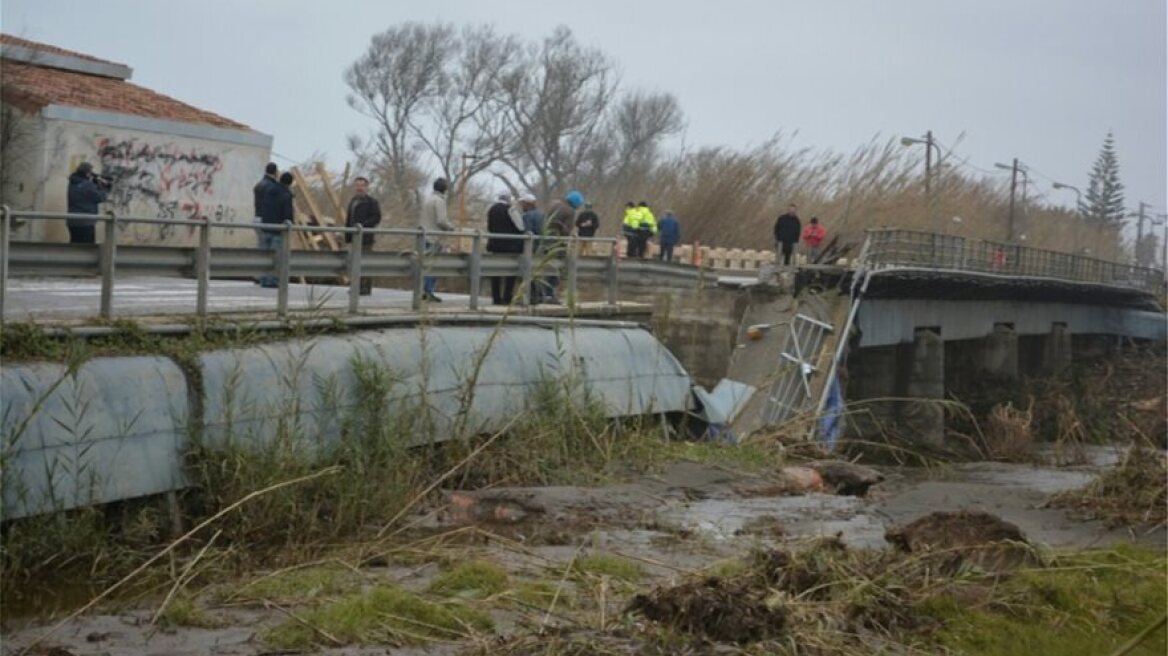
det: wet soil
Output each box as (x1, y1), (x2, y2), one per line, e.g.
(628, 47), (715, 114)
(4, 448), (1164, 655)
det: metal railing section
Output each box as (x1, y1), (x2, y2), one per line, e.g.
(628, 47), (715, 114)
(865, 228), (1165, 294)
(0, 208), (709, 321)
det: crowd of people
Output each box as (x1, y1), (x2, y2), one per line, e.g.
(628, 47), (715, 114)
(66, 159), (826, 301)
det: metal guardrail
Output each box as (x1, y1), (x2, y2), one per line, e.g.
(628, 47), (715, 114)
(0, 207), (710, 321)
(865, 229), (1166, 294)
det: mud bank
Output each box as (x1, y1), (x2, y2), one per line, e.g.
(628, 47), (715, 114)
(4, 450), (1163, 655)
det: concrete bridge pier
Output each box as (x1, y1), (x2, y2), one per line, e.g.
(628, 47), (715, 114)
(979, 323), (1019, 380)
(902, 327), (945, 449)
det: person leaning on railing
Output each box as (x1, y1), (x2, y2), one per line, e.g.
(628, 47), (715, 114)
(66, 162), (110, 244)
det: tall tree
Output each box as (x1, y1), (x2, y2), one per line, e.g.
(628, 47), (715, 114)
(497, 26), (618, 203)
(1079, 132), (1125, 225)
(345, 22), (456, 213)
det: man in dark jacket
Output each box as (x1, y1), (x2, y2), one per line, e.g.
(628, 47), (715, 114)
(66, 162), (109, 244)
(257, 172), (295, 288)
(486, 191), (525, 305)
(773, 203), (801, 266)
(344, 176), (382, 295)
(253, 162), (278, 247)
(575, 203), (600, 255)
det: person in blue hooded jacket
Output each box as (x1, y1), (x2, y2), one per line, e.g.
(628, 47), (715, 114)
(657, 210), (681, 262)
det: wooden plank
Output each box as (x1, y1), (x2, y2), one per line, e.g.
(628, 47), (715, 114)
(290, 166), (341, 252)
(313, 163), (346, 253)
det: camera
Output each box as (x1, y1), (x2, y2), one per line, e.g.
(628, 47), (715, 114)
(92, 173), (113, 191)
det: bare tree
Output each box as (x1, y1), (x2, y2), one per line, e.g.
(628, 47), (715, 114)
(497, 26), (618, 203)
(410, 25), (522, 188)
(345, 22), (455, 212)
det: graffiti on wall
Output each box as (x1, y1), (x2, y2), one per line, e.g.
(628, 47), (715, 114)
(93, 137), (229, 239)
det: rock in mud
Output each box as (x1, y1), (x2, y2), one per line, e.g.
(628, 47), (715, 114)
(627, 577), (787, 644)
(807, 460), (885, 496)
(885, 510), (1033, 570)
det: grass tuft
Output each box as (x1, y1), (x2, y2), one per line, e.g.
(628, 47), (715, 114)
(570, 554), (645, 583)
(262, 584), (493, 649)
(428, 560), (510, 599)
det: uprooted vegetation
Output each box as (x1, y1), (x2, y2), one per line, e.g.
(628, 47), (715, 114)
(481, 537), (1166, 656)
(1048, 445), (1168, 529)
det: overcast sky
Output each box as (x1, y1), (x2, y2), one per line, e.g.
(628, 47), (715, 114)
(4, 0), (1165, 216)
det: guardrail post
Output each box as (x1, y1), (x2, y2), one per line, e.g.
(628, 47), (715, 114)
(411, 228), (426, 310)
(195, 217), (210, 318)
(276, 222), (291, 317)
(0, 206), (9, 320)
(99, 212), (117, 319)
(468, 230), (482, 311)
(606, 238), (619, 306)
(348, 225), (363, 314)
(519, 234), (534, 307)
(565, 236), (579, 310)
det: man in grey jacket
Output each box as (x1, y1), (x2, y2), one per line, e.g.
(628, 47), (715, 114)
(419, 177), (454, 302)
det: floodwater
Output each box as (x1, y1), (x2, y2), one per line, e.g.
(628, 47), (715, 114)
(3, 449), (1163, 655)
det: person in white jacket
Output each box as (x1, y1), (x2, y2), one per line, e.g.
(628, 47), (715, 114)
(418, 178), (454, 302)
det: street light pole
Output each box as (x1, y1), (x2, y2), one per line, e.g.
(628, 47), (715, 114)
(900, 130), (942, 231)
(1052, 182), (1083, 253)
(994, 159), (1027, 241)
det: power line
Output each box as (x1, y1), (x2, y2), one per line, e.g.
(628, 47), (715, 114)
(931, 139), (1001, 176)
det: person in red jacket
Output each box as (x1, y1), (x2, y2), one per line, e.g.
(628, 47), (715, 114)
(802, 217), (826, 262)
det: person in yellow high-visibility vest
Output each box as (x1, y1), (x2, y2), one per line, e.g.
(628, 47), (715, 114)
(635, 201), (656, 259)
(622, 201), (641, 257)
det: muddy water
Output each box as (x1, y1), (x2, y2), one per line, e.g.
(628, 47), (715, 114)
(4, 452), (1163, 655)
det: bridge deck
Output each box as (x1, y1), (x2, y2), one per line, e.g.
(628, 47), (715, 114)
(3, 276), (651, 325)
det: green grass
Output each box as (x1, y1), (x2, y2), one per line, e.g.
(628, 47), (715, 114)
(428, 560), (510, 599)
(570, 554), (645, 583)
(227, 564), (359, 605)
(505, 580), (576, 610)
(923, 545), (1167, 656)
(621, 435), (783, 474)
(263, 584), (493, 649)
(159, 596), (218, 628)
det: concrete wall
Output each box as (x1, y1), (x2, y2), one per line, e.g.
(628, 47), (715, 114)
(0, 105), (48, 213)
(8, 109), (271, 247)
(1, 324), (694, 520)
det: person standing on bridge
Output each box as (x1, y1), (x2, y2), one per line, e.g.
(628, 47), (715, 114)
(418, 177), (455, 303)
(575, 202), (600, 254)
(657, 210), (681, 262)
(345, 176), (382, 296)
(256, 172), (295, 288)
(486, 191), (525, 305)
(622, 202), (640, 257)
(636, 201), (657, 260)
(541, 190), (585, 304)
(773, 203), (801, 267)
(66, 162), (109, 244)
(801, 216), (826, 263)
(252, 163), (278, 250)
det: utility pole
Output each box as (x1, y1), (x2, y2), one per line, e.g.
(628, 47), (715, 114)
(457, 153), (477, 229)
(1134, 201), (1151, 266)
(924, 130), (933, 197)
(1007, 158), (1018, 241)
(995, 158), (1027, 241)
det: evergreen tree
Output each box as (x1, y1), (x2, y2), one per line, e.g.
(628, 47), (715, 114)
(1079, 132), (1126, 225)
